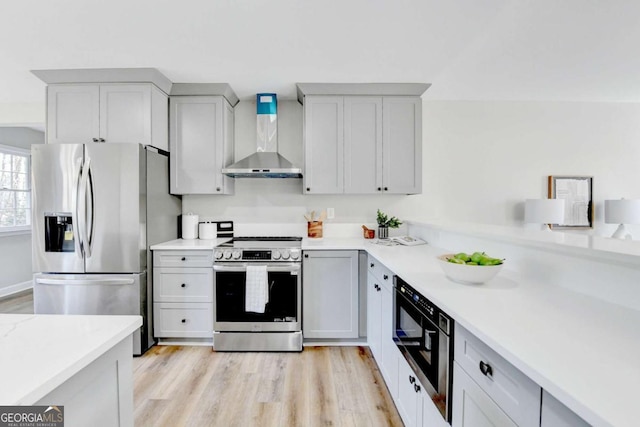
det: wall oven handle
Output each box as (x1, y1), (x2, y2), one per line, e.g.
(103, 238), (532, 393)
(213, 264), (301, 273)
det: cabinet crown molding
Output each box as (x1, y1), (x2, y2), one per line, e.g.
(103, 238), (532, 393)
(31, 68), (173, 95)
(169, 83), (239, 107)
(296, 83), (431, 104)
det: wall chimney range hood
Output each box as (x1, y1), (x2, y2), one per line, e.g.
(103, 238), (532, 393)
(222, 93), (302, 178)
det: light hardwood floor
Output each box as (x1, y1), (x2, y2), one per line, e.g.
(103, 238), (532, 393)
(0, 292), (402, 426)
(133, 345), (403, 427)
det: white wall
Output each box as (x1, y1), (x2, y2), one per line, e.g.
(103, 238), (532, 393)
(185, 99), (640, 239)
(0, 127), (44, 295)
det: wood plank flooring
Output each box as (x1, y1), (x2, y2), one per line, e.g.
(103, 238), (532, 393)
(0, 291), (403, 426)
(133, 346), (403, 427)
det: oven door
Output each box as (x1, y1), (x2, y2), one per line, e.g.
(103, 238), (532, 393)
(394, 288), (450, 420)
(214, 263), (301, 332)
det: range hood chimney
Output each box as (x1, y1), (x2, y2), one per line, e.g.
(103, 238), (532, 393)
(222, 93), (302, 178)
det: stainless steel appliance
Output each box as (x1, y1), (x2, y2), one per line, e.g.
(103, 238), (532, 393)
(213, 237), (302, 351)
(394, 276), (454, 423)
(31, 143), (181, 355)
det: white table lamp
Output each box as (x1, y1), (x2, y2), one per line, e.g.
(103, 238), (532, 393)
(525, 199), (565, 231)
(604, 199), (640, 239)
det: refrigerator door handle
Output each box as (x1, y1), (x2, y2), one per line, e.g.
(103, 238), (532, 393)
(35, 277), (135, 286)
(78, 156), (92, 258)
(74, 157), (84, 258)
(86, 161), (95, 256)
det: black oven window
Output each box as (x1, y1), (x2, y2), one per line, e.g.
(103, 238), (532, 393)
(396, 295), (439, 388)
(216, 271), (298, 322)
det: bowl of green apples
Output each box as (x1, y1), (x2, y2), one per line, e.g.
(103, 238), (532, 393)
(436, 252), (504, 284)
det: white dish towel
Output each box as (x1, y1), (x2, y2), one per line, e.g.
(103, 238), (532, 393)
(245, 265), (269, 314)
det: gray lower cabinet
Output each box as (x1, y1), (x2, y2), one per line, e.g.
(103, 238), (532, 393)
(152, 250), (214, 339)
(302, 250), (359, 339)
(169, 95), (234, 195)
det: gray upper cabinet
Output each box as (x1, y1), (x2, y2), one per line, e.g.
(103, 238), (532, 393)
(299, 83), (427, 195)
(46, 83), (168, 150)
(169, 96), (234, 195)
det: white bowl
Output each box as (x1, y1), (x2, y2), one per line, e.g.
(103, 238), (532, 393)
(436, 254), (503, 285)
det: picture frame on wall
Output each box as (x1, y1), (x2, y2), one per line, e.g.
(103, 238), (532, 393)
(548, 175), (593, 229)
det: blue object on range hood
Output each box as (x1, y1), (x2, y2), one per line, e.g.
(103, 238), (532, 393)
(222, 93), (302, 178)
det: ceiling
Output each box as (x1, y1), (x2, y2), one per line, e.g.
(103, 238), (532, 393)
(1, 0), (640, 110)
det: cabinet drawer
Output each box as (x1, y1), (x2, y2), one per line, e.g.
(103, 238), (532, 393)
(153, 302), (213, 338)
(367, 255), (393, 287)
(153, 268), (213, 302)
(153, 250), (213, 268)
(454, 324), (541, 427)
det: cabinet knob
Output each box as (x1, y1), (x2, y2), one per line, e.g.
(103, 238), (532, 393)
(383, 274), (389, 280)
(99, 138), (105, 143)
(370, 263), (374, 268)
(181, 319), (187, 323)
(414, 383), (421, 393)
(384, 187), (388, 191)
(479, 361), (493, 377)
(306, 187), (310, 192)
(181, 257), (186, 261)
(304, 254), (309, 258)
(92, 138), (98, 142)
(181, 283), (186, 288)
(377, 187), (381, 191)
(409, 375), (415, 384)
(216, 187), (221, 192)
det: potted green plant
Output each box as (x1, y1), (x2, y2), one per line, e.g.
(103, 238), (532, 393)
(376, 209), (402, 239)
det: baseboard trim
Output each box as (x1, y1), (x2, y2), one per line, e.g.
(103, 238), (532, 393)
(0, 280), (32, 299)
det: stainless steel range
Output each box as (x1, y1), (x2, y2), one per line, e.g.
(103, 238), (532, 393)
(213, 237), (302, 352)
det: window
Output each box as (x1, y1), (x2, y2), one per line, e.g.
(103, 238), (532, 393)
(0, 144), (31, 232)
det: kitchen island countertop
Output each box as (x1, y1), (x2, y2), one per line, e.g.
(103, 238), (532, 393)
(0, 314), (141, 405)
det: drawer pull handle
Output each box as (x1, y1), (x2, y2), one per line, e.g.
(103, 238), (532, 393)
(414, 383), (421, 393)
(181, 283), (186, 288)
(409, 375), (415, 384)
(383, 274), (388, 280)
(479, 361), (493, 377)
(181, 257), (186, 261)
(181, 319), (187, 323)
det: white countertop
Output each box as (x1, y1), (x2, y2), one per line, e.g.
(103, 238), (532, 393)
(150, 234), (637, 425)
(150, 238), (229, 250)
(0, 314), (142, 405)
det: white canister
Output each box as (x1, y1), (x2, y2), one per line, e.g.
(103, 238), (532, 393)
(182, 213), (199, 239)
(199, 222), (216, 240)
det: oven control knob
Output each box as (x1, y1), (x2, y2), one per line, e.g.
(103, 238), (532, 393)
(290, 250), (300, 261)
(272, 250), (281, 260)
(223, 250), (233, 260)
(232, 250), (241, 260)
(281, 250), (290, 260)
(215, 251), (223, 260)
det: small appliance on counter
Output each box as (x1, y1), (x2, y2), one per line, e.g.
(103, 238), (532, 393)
(198, 221), (216, 240)
(182, 212), (199, 239)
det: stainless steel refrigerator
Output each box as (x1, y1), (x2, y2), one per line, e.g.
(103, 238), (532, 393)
(31, 143), (181, 355)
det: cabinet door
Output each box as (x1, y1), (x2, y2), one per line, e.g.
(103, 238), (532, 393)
(344, 96), (382, 194)
(367, 272), (382, 359)
(423, 391), (449, 427)
(47, 84), (100, 144)
(302, 250), (359, 338)
(380, 281), (399, 398)
(397, 357), (423, 427)
(99, 84), (152, 145)
(170, 96), (229, 194)
(382, 97), (422, 194)
(452, 362), (517, 427)
(303, 96), (344, 194)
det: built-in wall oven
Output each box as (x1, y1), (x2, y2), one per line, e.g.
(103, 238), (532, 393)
(394, 276), (454, 423)
(213, 237), (302, 352)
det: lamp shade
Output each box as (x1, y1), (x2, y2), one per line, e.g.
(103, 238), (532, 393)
(604, 199), (640, 224)
(524, 199), (565, 224)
